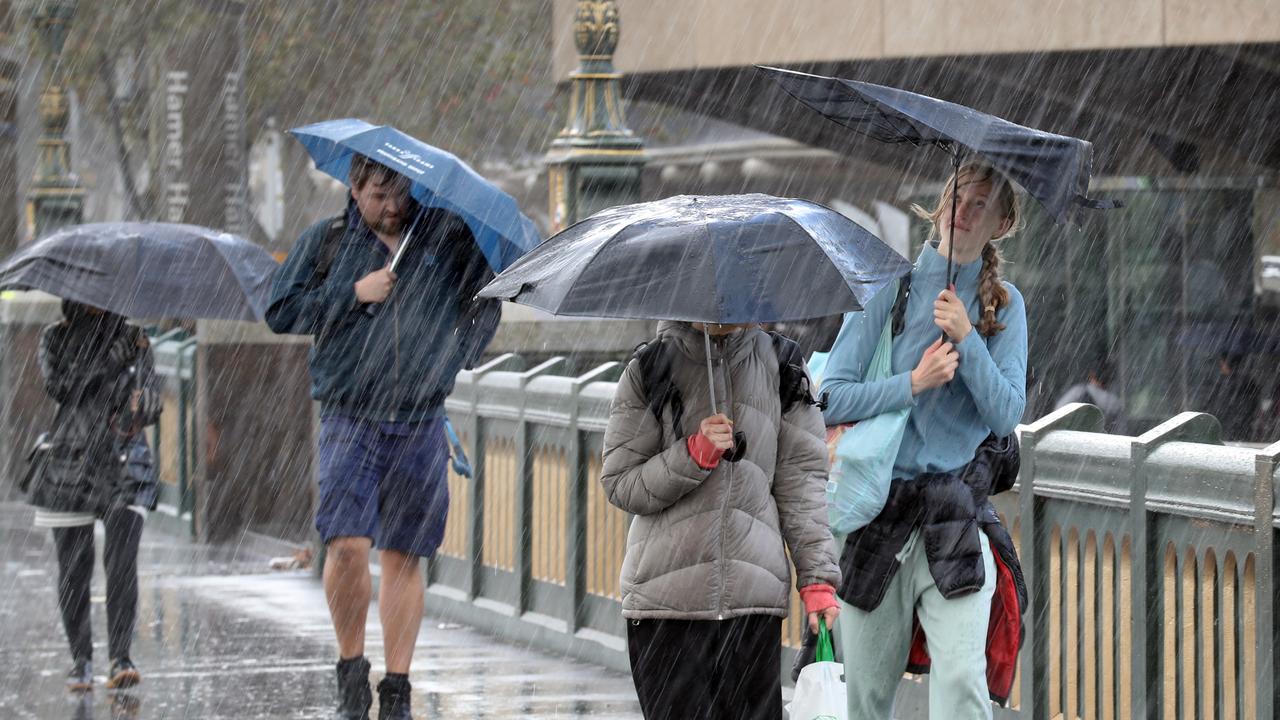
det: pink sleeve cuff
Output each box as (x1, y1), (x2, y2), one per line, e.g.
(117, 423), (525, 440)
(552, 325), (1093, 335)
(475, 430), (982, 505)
(687, 433), (725, 470)
(799, 584), (838, 614)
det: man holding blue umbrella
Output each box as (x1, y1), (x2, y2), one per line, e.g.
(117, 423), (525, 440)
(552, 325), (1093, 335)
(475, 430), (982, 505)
(267, 147), (506, 720)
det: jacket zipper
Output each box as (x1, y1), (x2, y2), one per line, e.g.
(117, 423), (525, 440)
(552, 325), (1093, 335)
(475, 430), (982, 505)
(714, 334), (733, 620)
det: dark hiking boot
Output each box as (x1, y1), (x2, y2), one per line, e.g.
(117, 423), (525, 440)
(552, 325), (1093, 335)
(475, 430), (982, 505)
(335, 656), (372, 720)
(106, 658), (141, 689)
(66, 658), (92, 691)
(376, 675), (413, 720)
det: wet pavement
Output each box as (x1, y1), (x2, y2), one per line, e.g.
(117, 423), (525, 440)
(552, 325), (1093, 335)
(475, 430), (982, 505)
(0, 503), (642, 719)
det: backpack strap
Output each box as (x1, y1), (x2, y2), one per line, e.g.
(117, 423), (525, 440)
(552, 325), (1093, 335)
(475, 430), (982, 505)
(305, 214), (349, 290)
(629, 339), (685, 442)
(631, 330), (827, 443)
(768, 330), (824, 413)
(890, 272), (912, 337)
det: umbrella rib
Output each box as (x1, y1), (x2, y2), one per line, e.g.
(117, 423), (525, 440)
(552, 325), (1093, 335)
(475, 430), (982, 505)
(541, 213), (657, 319)
(694, 199), (724, 322)
(772, 209), (861, 316)
(878, 105), (927, 147)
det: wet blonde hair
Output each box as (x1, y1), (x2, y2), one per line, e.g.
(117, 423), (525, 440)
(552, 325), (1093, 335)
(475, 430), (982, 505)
(911, 162), (1023, 337)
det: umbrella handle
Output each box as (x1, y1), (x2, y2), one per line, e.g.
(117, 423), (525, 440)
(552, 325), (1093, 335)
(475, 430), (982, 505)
(703, 327), (718, 416)
(389, 214), (421, 275)
(364, 217), (421, 318)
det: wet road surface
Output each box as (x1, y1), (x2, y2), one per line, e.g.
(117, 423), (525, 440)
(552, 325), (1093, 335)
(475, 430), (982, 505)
(0, 504), (643, 719)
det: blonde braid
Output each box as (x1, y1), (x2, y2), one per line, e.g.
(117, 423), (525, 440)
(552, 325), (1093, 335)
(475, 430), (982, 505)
(977, 242), (1009, 337)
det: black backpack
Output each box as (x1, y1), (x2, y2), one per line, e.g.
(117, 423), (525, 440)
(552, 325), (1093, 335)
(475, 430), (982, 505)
(304, 215), (350, 290)
(629, 330), (823, 462)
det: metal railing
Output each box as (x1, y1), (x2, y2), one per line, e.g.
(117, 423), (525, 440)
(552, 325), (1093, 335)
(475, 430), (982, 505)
(428, 355), (1280, 715)
(998, 403), (1278, 720)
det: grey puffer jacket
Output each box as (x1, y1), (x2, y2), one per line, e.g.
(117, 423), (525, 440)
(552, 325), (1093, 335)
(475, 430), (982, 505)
(601, 321), (840, 620)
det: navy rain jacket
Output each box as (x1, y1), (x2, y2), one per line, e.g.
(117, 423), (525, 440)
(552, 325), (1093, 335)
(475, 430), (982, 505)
(266, 203), (501, 422)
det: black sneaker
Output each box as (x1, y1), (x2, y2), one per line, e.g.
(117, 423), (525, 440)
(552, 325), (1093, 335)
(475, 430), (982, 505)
(376, 676), (412, 720)
(65, 658), (92, 691)
(106, 658), (141, 689)
(335, 656), (372, 720)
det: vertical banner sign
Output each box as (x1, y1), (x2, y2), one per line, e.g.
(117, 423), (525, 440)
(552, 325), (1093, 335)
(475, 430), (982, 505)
(158, 0), (247, 236)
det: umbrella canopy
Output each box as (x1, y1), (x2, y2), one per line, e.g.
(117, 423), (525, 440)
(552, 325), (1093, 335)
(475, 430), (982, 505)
(759, 65), (1118, 225)
(478, 193), (911, 324)
(0, 222), (278, 321)
(290, 118), (541, 273)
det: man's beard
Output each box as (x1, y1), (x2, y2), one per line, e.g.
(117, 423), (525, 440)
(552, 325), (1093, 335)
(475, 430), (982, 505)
(366, 213), (405, 235)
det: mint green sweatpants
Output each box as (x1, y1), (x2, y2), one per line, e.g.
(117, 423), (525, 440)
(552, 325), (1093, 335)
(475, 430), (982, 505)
(838, 529), (996, 719)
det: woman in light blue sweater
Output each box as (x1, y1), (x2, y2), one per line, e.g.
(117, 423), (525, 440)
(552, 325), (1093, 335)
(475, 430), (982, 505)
(822, 162), (1027, 719)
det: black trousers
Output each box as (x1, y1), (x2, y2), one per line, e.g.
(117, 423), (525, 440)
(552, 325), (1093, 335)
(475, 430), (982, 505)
(627, 614), (782, 720)
(52, 507), (145, 662)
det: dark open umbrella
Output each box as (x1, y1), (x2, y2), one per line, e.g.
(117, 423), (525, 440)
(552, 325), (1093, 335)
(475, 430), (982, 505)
(0, 222), (279, 321)
(479, 193), (911, 413)
(759, 65), (1120, 283)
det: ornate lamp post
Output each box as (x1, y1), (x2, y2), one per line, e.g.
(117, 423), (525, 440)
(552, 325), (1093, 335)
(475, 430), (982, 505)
(544, 0), (645, 232)
(26, 0), (81, 240)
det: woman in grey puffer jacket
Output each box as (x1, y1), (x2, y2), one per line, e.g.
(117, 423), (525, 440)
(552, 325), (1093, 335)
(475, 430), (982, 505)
(601, 320), (841, 720)
(26, 300), (162, 692)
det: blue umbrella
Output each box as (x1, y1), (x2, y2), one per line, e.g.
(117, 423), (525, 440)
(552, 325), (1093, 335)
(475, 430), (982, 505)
(290, 118), (541, 272)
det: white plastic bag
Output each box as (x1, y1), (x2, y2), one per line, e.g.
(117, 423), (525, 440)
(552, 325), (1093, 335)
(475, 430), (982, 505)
(788, 662), (847, 720)
(786, 620), (848, 720)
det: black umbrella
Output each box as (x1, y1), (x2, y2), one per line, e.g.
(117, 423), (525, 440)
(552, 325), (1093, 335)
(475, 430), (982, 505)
(760, 65), (1120, 282)
(479, 193), (911, 413)
(0, 222), (279, 321)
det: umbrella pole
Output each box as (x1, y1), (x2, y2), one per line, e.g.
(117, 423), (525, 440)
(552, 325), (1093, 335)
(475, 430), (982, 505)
(946, 149), (961, 287)
(703, 326), (719, 416)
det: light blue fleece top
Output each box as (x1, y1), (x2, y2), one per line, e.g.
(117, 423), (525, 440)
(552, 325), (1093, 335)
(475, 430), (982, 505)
(820, 243), (1027, 480)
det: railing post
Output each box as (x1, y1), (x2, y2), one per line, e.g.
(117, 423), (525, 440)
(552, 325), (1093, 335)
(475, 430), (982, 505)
(177, 336), (197, 520)
(1254, 441), (1279, 720)
(466, 353), (524, 600)
(566, 362), (619, 632)
(1019, 402), (1105, 720)
(514, 357), (565, 614)
(1128, 412), (1220, 720)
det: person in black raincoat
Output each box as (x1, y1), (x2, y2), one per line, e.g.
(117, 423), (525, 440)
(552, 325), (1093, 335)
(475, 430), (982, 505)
(24, 300), (161, 692)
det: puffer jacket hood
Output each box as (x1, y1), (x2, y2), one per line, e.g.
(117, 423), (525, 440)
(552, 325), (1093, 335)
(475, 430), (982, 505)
(600, 321), (840, 620)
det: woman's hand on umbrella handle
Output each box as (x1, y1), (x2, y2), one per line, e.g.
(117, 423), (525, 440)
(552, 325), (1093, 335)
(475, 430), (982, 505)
(910, 338), (958, 395)
(933, 287), (972, 341)
(354, 267), (397, 304)
(698, 414), (735, 451)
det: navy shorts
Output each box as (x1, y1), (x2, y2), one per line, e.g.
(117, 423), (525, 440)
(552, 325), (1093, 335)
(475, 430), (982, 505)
(315, 416), (450, 557)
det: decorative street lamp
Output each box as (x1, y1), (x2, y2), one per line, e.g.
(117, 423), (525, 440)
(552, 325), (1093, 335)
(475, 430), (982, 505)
(26, 0), (82, 240)
(544, 0), (645, 232)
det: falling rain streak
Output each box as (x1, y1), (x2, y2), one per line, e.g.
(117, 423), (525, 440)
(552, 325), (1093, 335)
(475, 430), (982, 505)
(0, 1), (1276, 719)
